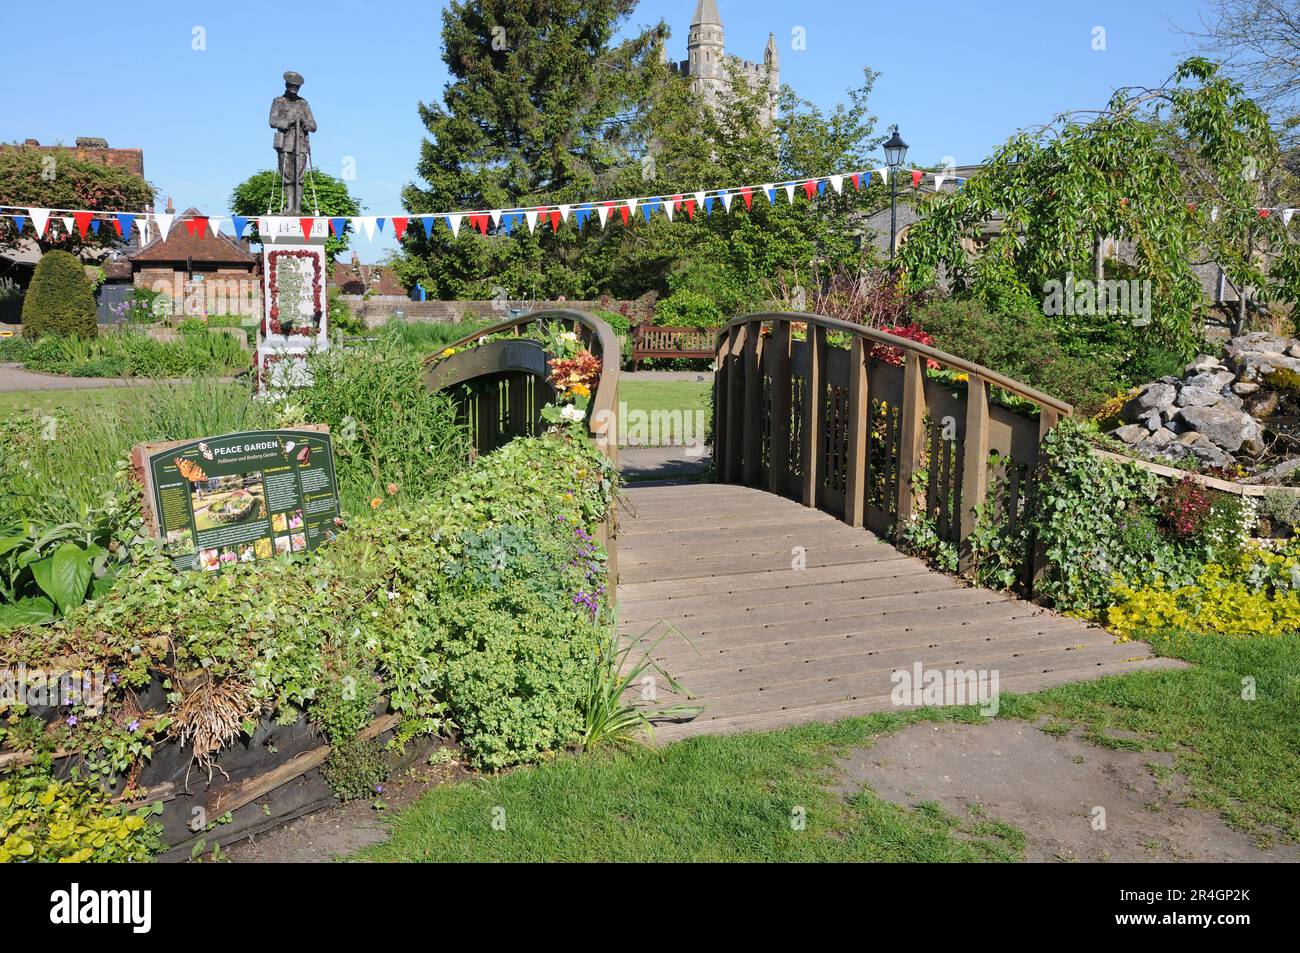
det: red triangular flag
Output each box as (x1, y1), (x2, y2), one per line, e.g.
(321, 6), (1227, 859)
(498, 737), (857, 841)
(684, 198), (696, 220)
(852, 172), (862, 190)
(739, 188), (753, 210)
(911, 171), (923, 189)
(803, 180), (818, 200)
(73, 211), (93, 237)
(549, 209), (561, 230)
(111, 218), (123, 237)
(671, 194), (683, 212)
(184, 216), (209, 239)
(391, 216), (409, 239)
(298, 217), (315, 239)
(618, 205), (630, 226)
(473, 214), (489, 234)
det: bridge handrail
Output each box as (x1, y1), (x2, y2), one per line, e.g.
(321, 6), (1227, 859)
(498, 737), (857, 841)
(422, 308), (619, 462)
(717, 312), (1073, 415)
(714, 310), (1073, 585)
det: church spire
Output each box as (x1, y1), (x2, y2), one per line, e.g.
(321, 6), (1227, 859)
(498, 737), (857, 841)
(692, 0), (722, 27)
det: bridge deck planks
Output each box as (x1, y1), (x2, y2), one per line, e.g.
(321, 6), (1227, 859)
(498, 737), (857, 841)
(617, 484), (1182, 742)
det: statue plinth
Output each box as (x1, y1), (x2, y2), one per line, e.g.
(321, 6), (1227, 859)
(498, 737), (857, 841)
(256, 217), (330, 392)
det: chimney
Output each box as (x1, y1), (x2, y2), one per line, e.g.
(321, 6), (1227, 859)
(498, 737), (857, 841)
(165, 196), (175, 215)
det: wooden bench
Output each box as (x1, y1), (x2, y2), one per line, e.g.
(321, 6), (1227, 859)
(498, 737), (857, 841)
(630, 323), (718, 369)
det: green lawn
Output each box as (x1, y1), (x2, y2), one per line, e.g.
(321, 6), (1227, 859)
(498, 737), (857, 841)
(0, 386), (151, 418)
(361, 632), (1299, 861)
(616, 379), (711, 447)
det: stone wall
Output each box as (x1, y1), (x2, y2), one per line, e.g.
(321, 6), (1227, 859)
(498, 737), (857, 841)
(346, 296), (631, 328)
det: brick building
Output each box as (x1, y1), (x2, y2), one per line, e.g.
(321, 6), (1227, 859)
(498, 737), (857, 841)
(129, 207), (259, 318)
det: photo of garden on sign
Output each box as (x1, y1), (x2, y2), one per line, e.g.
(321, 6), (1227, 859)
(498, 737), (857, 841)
(140, 428), (340, 571)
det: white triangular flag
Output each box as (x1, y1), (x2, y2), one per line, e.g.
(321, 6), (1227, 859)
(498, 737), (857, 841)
(153, 212), (174, 241)
(625, 198), (638, 217)
(490, 209), (502, 227)
(783, 183), (795, 203)
(693, 191), (705, 209)
(876, 167), (889, 187)
(597, 204), (611, 228)
(933, 173), (947, 191)
(557, 204), (571, 223)
(209, 217), (224, 236)
(1284, 208), (1295, 226)
(525, 210), (540, 233)
(721, 191), (734, 213)
(663, 200), (674, 222)
(446, 214), (462, 237)
(61, 216), (75, 235)
(830, 174), (844, 194)
(28, 208), (50, 236)
(355, 216), (376, 241)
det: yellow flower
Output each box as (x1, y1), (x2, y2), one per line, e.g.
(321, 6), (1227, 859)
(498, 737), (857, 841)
(953, 372), (969, 383)
(570, 383), (591, 398)
(440, 347), (457, 358)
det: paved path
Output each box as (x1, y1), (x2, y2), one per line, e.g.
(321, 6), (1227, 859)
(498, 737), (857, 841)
(618, 446), (708, 481)
(0, 364), (159, 392)
(618, 483), (1182, 741)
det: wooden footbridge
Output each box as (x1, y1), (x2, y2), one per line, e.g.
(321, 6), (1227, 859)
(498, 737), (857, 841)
(427, 310), (1177, 741)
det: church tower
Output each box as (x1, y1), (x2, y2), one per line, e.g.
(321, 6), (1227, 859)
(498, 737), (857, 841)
(686, 0), (726, 109)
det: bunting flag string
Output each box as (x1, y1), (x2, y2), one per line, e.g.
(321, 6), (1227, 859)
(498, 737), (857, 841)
(4, 162), (1298, 244)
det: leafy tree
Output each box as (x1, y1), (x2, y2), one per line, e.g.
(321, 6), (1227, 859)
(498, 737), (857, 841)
(229, 169), (361, 262)
(395, 1), (889, 313)
(897, 59), (1289, 348)
(0, 145), (154, 253)
(21, 250), (97, 338)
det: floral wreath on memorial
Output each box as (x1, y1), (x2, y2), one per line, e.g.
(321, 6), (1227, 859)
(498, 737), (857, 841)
(266, 248), (323, 336)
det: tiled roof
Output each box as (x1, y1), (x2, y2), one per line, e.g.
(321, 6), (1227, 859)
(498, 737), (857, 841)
(130, 208), (255, 265)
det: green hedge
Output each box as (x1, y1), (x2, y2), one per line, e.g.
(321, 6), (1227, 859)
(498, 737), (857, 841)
(21, 250), (97, 339)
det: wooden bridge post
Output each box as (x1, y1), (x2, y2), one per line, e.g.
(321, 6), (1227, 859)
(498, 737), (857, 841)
(894, 351), (925, 528)
(844, 336), (870, 528)
(714, 327), (731, 481)
(742, 320), (764, 486)
(724, 324), (747, 483)
(768, 320), (791, 496)
(959, 372), (991, 571)
(801, 324), (825, 507)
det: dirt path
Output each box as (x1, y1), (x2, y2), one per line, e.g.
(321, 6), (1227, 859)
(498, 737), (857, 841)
(0, 363), (158, 392)
(834, 720), (1297, 863)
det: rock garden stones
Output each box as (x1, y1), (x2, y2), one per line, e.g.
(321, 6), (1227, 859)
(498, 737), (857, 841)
(1111, 332), (1297, 470)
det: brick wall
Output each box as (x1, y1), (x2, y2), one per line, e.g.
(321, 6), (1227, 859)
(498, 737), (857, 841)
(134, 267), (261, 318)
(346, 296), (632, 328)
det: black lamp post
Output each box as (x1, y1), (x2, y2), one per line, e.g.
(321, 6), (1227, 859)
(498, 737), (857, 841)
(883, 124), (908, 259)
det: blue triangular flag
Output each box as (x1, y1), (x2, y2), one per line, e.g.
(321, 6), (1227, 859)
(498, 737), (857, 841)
(376, 218), (386, 233)
(116, 212), (136, 239)
(230, 215), (249, 239)
(703, 196), (715, 215)
(818, 180), (828, 195)
(90, 220), (101, 235)
(574, 205), (591, 228)
(765, 187), (776, 204)
(422, 216), (435, 235)
(330, 217), (346, 237)
(13, 215), (26, 234)
(499, 212), (517, 235)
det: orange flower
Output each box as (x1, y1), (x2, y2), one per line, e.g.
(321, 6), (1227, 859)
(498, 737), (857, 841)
(370, 497), (383, 509)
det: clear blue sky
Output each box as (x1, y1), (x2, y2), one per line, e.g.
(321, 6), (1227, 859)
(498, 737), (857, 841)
(1, 0), (1212, 262)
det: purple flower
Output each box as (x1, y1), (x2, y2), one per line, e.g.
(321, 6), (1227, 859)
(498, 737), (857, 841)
(66, 715), (77, 728)
(127, 719), (140, 732)
(374, 784), (384, 794)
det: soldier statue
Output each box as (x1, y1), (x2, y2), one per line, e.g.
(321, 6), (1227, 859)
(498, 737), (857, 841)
(269, 71), (317, 215)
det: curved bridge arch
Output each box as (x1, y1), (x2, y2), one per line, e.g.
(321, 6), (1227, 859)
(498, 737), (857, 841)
(422, 308), (620, 462)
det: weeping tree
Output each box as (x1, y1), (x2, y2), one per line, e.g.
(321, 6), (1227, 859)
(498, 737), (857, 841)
(897, 58), (1295, 349)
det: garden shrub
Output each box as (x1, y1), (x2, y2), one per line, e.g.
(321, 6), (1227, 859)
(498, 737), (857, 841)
(321, 737), (389, 801)
(1108, 541), (1300, 639)
(1029, 419), (1254, 614)
(20, 251), (97, 340)
(294, 339), (471, 510)
(654, 289), (724, 329)
(0, 768), (161, 862)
